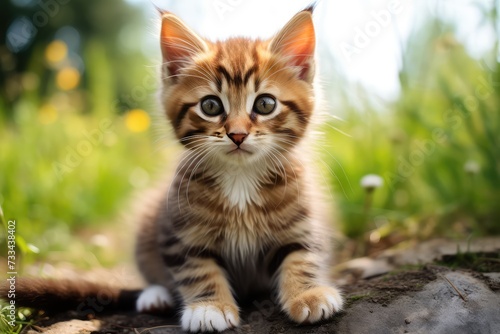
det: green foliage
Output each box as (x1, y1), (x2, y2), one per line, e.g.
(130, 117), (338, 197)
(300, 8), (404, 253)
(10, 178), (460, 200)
(0, 0), (148, 109)
(437, 241), (500, 272)
(0, 100), (163, 259)
(0, 0), (168, 266)
(0, 304), (36, 334)
(323, 16), (500, 240)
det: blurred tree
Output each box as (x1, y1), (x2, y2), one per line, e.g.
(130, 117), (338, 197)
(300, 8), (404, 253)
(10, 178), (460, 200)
(0, 0), (149, 114)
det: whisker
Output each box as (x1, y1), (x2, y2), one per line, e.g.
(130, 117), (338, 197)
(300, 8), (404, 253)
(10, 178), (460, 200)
(272, 135), (353, 199)
(175, 144), (213, 211)
(185, 146), (218, 207)
(166, 144), (209, 211)
(264, 149), (288, 209)
(322, 123), (352, 138)
(268, 146), (300, 204)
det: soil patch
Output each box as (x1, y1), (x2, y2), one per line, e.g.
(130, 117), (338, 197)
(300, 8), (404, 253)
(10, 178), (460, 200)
(342, 265), (441, 306)
(22, 252), (500, 333)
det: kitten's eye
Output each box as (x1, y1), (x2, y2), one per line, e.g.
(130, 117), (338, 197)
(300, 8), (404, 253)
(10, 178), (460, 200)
(253, 95), (277, 115)
(201, 96), (224, 116)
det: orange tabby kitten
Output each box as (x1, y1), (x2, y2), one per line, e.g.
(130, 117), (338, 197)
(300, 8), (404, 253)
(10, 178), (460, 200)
(1, 6), (344, 333)
(134, 7), (343, 332)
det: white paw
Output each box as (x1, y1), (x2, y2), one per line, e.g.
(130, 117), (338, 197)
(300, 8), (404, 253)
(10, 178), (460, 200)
(285, 286), (343, 324)
(136, 285), (173, 313)
(181, 303), (239, 332)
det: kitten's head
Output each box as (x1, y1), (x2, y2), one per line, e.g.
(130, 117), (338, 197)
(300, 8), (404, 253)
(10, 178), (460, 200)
(159, 8), (316, 165)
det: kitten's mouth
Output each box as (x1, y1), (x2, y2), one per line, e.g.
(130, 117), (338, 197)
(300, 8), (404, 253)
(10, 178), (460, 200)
(227, 148), (252, 155)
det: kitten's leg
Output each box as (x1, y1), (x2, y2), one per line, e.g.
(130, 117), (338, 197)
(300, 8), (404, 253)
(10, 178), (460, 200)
(136, 285), (174, 313)
(165, 255), (239, 332)
(272, 244), (343, 324)
(135, 201), (176, 313)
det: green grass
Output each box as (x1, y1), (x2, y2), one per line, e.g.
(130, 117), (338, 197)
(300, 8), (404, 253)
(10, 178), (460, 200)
(0, 203), (38, 333)
(0, 105), (167, 261)
(347, 294), (371, 303)
(0, 304), (37, 334)
(320, 19), (500, 241)
(437, 251), (500, 272)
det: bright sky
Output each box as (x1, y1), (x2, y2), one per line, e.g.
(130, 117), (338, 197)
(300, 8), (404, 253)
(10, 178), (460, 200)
(126, 0), (496, 101)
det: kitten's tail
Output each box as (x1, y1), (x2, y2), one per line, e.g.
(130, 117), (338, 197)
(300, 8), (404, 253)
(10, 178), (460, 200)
(0, 278), (140, 314)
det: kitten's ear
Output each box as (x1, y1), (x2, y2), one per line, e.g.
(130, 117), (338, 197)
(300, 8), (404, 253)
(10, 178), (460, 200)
(270, 9), (316, 82)
(160, 11), (207, 80)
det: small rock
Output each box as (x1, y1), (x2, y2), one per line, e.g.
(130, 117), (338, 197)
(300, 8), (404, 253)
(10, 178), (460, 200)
(405, 318), (411, 324)
(337, 271), (500, 334)
(484, 273), (500, 283)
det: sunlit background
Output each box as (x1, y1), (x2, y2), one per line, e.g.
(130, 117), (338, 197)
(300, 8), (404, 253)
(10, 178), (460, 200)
(1, 0), (499, 281)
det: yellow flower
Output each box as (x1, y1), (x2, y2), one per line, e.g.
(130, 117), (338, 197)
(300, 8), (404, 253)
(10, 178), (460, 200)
(38, 104), (58, 124)
(45, 40), (68, 65)
(56, 67), (80, 91)
(125, 109), (150, 133)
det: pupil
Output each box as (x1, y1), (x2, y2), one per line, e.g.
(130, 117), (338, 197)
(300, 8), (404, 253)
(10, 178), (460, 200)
(204, 99), (219, 114)
(260, 97), (273, 112)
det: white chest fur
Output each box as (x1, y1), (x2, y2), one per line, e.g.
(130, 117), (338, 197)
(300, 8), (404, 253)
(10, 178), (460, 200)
(218, 167), (263, 211)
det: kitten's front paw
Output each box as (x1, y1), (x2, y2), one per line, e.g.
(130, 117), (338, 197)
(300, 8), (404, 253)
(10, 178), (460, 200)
(284, 286), (343, 324)
(181, 301), (239, 332)
(136, 285), (174, 313)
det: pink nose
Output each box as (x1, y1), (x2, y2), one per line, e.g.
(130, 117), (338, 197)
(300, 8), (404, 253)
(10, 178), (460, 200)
(227, 133), (248, 146)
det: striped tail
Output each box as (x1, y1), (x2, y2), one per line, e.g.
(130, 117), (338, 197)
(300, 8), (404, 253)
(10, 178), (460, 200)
(1, 278), (140, 315)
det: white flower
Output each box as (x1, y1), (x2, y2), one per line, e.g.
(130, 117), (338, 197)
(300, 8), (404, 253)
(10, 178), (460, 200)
(360, 174), (383, 190)
(464, 160), (480, 175)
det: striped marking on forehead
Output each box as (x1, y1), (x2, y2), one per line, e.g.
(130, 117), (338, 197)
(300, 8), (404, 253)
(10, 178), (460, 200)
(217, 64), (258, 86)
(214, 43), (261, 92)
(215, 64), (260, 92)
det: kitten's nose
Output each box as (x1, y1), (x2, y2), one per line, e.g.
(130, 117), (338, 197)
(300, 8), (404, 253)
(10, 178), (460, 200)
(227, 133), (248, 146)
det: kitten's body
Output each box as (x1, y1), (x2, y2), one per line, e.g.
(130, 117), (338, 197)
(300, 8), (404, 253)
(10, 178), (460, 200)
(137, 149), (329, 299)
(1, 7), (344, 333)
(135, 8), (343, 332)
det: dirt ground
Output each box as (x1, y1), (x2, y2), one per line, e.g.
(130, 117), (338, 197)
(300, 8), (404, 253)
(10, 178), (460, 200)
(23, 253), (500, 334)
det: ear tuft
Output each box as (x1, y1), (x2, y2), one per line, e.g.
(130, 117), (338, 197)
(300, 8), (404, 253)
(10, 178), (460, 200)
(154, 6), (169, 16)
(303, 2), (317, 14)
(160, 13), (207, 80)
(270, 11), (316, 82)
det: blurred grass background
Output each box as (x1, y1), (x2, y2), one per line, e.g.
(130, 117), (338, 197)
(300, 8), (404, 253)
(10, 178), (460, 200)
(0, 0), (499, 278)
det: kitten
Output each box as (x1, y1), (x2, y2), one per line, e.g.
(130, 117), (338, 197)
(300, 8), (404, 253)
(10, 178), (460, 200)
(134, 6), (343, 332)
(1, 6), (344, 333)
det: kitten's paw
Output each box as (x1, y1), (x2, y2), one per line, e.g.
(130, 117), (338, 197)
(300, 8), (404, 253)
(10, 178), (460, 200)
(136, 285), (174, 313)
(284, 286), (343, 324)
(181, 301), (239, 332)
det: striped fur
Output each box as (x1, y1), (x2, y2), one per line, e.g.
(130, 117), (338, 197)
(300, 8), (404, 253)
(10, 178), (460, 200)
(136, 7), (344, 332)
